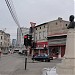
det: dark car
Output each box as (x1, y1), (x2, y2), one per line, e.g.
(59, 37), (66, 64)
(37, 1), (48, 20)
(32, 54), (51, 62)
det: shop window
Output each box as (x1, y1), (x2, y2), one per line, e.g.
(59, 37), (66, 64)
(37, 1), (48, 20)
(51, 47), (59, 55)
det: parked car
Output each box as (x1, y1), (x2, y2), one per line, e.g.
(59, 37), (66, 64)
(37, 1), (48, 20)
(18, 49), (22, 54)
(3, 51), (9, 55)
(13, 48), (19, 53)
(32, 54), (51, 62)
(18, 49), (27, 55)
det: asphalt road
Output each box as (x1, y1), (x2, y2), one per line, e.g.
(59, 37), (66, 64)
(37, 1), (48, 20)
(0, 53), (23, 75)
(0, 53), (62, 75)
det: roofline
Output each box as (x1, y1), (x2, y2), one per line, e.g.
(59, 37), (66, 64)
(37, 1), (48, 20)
(34, 22), (48, 28)
(34, 18), (69, 28)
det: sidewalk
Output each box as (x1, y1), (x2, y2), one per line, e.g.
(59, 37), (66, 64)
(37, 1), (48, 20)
(11, 57), (42, 75)
(10, 56), (62, 75)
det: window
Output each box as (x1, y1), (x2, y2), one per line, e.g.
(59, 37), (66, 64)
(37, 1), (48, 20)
(8, 39), (9, 42)
(39, 32), (41, 39)
(35, 33), (37, 41)
(36, 37), (37, 41)
(8, 43), (9, 46)
(1, 36), (2, 39)
(43, 31), (46, 38)
(1, 42), (2, 45)
(44, 26), (45, 28)
(56, 22), (57, 25)
(66, 24), (67, 26)
(40, 27), (41, 29)
(22, 33), (23, 36)
(36, 28), (37, 30)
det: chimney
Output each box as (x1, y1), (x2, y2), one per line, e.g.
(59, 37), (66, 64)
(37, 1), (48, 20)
(58, 17), (62, 20)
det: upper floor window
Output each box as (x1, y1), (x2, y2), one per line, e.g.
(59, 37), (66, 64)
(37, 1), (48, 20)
(36, 28), (37, 30)
(40, 27), (41, 29)
(39, 32), (41, 39)
(35, 33), (37, 41)
(8, 43), (9, 46)
(56, 22), (58, 25)
(0, 42), (2, 46)
(8, 39), (10, 42)
(44, 26), (45, 28)
(66, 24), (68, 26)
(1, 36), (2, 40)
(43, 31), (46, 39)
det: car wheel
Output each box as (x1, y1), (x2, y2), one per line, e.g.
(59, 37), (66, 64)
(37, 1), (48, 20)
(48, 59), (50, 62)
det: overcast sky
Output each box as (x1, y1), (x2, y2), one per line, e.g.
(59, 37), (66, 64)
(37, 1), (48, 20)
(0, 0), (74, 40)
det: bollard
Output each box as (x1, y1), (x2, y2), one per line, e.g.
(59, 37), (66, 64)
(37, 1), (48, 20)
(25, 57), (27, 70)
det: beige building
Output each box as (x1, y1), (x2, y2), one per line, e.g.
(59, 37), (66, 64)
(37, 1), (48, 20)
(30, 22), (48, 55)
(0, 30), (10, 52)
(30, 17), (69, 57)
(48, 17), (69, 36)
(47, 17), (69, 58)
(34, 23), (48, 43)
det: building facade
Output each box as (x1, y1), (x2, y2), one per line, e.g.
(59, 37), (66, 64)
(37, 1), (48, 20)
(17, 27), (29, 48)
(31, 17), (69, 58)
(30, 22), (48, 56)
(47, 17), (69, 58)
(0, 30), (10, 52)
(12, 39), (17, 48)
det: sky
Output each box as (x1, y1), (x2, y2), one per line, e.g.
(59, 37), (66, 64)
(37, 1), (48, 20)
(0, 0), (74, 40)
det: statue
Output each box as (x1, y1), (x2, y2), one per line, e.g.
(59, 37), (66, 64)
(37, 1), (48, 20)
(67, 15), (75, 29)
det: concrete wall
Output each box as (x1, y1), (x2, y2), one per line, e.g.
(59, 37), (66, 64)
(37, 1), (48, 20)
(48, 17), (69, 36)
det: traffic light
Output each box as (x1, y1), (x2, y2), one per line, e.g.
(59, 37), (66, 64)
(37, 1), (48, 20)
(28, 35), (32, 46)
(24, 35), (28, 46)
(24, 34), (32, 46)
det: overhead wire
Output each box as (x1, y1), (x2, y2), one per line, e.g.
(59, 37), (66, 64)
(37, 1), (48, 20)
(5, 0), (21, 28)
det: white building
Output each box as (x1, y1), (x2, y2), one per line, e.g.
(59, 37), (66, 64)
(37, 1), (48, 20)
(12, 39), (17, 48)
(17, 27), (29, 48)
(0, 30), (10, 52)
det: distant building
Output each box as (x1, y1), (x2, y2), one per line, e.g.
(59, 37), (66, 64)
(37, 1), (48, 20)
(12, 39), (17, 48)
(17, 27), (29, 48)
(0, 30), (10, 52)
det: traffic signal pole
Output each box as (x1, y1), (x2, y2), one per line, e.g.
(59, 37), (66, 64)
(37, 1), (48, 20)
(24, 34), (32, 70)
(24, 43), (27, 70)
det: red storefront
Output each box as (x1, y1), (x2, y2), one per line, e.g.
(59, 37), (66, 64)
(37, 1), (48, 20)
(48, 34), (67, 58)
(32, 42), (48, 56)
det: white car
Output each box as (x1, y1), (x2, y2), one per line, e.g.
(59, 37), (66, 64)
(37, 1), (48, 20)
(18, 49), (22, 54)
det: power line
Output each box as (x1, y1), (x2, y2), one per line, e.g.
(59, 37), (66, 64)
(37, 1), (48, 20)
(5, 0), (21, 28)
